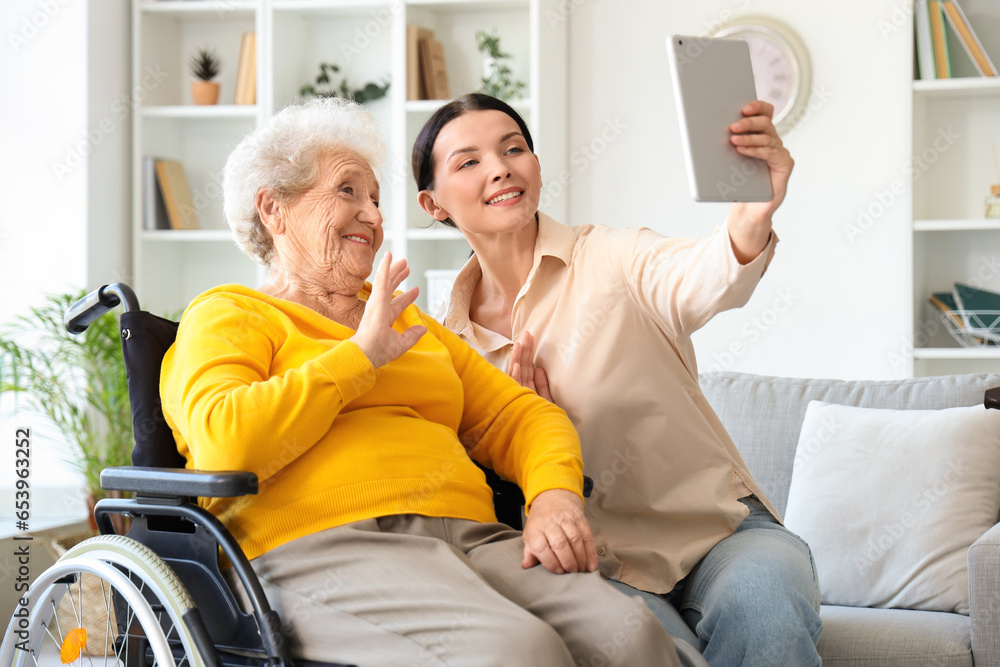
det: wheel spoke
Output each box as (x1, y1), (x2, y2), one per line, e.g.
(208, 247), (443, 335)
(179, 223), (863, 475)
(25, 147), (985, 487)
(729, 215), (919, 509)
(101, 578), (112, 667)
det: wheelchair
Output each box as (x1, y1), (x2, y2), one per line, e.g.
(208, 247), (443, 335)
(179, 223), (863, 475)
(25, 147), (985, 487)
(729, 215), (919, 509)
(0, 283), (709, 667)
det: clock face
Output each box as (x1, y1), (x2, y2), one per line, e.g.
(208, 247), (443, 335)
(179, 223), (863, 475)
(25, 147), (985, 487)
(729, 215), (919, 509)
(714, 18), (811, 134)
(738, 32), (797, 124)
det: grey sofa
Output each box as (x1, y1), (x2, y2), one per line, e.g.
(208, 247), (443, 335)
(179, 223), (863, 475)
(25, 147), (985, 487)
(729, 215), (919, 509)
(700, 371), (1000, 667)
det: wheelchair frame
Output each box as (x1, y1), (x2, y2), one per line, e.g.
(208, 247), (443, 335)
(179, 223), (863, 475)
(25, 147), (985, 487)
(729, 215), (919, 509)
(0, 283), (705, 667)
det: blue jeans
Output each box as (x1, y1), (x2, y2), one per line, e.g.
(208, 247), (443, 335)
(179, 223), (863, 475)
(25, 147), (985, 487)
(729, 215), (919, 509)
(607, 497), (822, 667)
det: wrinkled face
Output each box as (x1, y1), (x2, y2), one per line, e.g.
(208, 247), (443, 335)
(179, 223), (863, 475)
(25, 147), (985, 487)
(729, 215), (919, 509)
(426, 110), (541, 235)
(279, 152), (382, 284)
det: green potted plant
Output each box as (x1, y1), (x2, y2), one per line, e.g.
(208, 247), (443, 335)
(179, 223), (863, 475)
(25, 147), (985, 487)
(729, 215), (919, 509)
(0, 291), (132, 531)
(300, 61), (390, 105)
(475, 30), (526, 102)
(189, 47), (221, 105)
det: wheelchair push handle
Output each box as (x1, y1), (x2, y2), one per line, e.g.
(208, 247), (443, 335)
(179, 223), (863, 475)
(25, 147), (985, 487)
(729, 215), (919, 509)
(64, 283), (140, 334)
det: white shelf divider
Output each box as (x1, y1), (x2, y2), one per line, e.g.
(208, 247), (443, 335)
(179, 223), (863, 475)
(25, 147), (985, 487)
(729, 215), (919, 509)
(143, 105), (258, 119)
(913, 219), (1000, 232)
(913, 347), (1000, 359)
(913, 77), (1000, 98)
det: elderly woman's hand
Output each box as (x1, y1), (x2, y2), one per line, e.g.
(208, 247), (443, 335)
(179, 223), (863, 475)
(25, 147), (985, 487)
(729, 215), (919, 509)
(522, 488), (598, 574)
(351, 253), (427, 368)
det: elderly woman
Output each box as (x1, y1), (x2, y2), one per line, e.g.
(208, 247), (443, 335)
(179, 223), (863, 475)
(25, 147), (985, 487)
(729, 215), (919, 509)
(158, 97), (679, 667)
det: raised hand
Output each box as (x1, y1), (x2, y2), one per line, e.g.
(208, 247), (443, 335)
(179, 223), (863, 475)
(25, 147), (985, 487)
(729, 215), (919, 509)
(507, 330), (552, 402)
(350, 252), (427, 368)
(522, 488), (597, 574)
(728, 100), (794, 263)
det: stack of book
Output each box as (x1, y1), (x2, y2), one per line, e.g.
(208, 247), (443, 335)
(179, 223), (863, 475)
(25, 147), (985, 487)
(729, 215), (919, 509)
(915, 0), (997, 79)
(929, 283), (1000, 346)
(407, 25), (450, 100)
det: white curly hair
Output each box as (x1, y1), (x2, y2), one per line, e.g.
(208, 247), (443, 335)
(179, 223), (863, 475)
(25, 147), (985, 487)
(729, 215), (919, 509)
(223, 97), (386, 269)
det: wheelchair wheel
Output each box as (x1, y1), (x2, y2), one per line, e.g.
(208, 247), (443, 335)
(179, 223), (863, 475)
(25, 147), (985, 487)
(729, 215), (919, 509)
(0, 535), (206, 667)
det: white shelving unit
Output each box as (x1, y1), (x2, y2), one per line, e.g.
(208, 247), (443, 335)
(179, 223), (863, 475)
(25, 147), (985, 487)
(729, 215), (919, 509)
(131, 0), (566, 316)
(911, 66), (1000, 376)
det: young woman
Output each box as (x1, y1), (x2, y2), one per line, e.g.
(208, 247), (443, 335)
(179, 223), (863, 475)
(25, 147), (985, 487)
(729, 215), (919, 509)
(412, 94), (822, 667)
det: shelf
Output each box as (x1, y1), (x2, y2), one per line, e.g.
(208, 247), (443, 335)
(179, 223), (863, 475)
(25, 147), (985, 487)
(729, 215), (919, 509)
(914, 219), (1000, 231)
(141, 230), (236, 242)
(913, 77), (1000, 98)
(407, 227), (467, 240)
(273, 0), (389, 11)
(408, 0), (530, 9)
(143, 105), (258, 119)
(405, 97), (533, 115)
(913, 347), (1000, 359)
(139, 0), (256, 19)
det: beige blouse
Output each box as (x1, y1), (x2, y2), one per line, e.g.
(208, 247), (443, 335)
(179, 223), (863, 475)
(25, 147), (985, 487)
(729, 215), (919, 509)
(441, 213), (782, 593)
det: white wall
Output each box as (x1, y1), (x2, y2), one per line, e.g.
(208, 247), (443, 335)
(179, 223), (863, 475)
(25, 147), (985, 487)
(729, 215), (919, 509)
(0, 0), (130, 528)
(564, 0), (914, 380)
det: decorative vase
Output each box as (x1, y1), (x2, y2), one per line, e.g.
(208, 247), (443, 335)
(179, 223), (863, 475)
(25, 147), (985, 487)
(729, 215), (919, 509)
(191, 81), (220, 105)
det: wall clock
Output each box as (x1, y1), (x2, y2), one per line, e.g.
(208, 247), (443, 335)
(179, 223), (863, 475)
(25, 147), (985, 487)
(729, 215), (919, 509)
(713, 15), (812, 135)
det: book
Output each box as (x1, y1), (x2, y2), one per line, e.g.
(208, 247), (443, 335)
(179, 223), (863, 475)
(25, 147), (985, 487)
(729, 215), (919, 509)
(941, 1), (997, 77)
(419, 37), (450, 99)
(915, 0), (937, 80)
(154, 160), (201, 230)
(929, 0), (952, 79)
(407, 25), (434, 100)
(233, 32), (256, 105)
(142, 156), (170, 231)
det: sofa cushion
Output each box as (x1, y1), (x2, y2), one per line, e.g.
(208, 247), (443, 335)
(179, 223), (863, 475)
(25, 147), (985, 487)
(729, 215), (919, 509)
(818, 605), (971, 666)
(699, 372), (1000, 517)
(784, 401), (1000, 614)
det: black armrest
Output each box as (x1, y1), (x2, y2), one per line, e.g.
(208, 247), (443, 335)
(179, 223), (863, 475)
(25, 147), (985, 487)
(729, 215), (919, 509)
(101, 466), (258, 498)
(986, 387), (1000, 410)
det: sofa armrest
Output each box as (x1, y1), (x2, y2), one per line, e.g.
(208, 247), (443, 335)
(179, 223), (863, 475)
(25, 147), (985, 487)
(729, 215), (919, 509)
(970, 521), (1000, 667)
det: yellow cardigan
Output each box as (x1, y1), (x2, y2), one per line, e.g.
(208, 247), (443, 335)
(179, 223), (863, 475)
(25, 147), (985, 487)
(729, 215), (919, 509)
(160, 283), (583, 561)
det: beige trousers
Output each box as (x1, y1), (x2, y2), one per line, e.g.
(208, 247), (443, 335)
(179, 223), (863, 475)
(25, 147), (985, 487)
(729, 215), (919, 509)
(245, 515), (679, 667)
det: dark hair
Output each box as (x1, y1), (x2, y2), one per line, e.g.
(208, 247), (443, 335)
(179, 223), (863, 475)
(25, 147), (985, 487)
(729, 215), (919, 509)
(411, 94), (534, 227)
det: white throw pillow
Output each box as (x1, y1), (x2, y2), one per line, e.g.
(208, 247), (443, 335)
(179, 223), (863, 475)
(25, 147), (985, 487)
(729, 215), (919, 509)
(783, 400), (1000, 615)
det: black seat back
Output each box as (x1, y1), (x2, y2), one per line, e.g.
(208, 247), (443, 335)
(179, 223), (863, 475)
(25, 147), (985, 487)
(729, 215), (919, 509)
(119, 310), (184, 468)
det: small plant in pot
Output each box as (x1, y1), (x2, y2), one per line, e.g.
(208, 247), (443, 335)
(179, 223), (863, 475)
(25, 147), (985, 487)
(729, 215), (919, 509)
(475, 30), (526, 102)
(0, 291), (133, 534)
(189, 47), (221, 105)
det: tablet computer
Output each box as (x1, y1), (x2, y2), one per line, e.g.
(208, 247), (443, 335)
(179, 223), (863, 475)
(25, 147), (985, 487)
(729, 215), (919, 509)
(666, 35), (773, 202)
